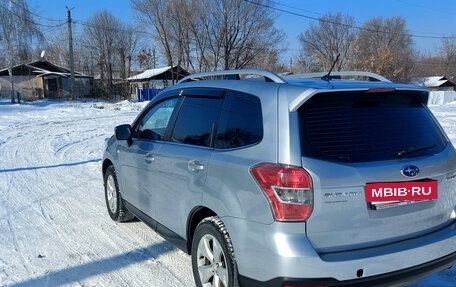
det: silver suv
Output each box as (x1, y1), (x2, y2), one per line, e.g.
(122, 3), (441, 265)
(102, 69), (456, 287)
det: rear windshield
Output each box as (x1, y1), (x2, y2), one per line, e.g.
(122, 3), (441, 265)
(298, 90), (447, 163)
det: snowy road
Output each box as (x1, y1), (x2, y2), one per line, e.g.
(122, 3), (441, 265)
(0, 101), (194, 287)
(0, 100), (454, 287)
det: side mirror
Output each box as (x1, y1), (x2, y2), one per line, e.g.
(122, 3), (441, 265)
(115, 124), (132, 140)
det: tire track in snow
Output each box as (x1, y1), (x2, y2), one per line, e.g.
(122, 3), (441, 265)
(0, 102), (196, 287)
(1, 166), (52, 281)
(4, 102), (188, 286)
(0, 105), (137, 286)
(0, 155), (33, 277)
(6, 218), (31, 275)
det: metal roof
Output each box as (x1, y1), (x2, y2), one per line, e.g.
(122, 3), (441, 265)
(127, 65), (189, 81)
(413, 76), (456, 88)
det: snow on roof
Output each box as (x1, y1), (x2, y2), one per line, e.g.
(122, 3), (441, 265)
(0, 59), (91, 78)
(33, 70), (71, 77)
(413, 76), (454, 87)
(32, 68), (90, 78)
(127, 66), (173, 81)
(38, 61), (91, 78)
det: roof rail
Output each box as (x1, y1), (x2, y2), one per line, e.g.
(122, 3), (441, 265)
(291, 71), (391, 83)
(178, 69), (286, 84)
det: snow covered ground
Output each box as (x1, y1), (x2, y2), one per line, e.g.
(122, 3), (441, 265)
(0, 99), (454, 287)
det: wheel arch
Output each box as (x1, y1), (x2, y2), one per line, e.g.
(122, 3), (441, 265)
(186, 206), (217, 254)
(102, 159), (114, 176)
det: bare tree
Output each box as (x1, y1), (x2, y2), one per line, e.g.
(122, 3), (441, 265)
(198, 0), (284, 70)
(116, 25), (139, 80)
(0, 0), (43, 103)
(188, 0), (220, 71)
(133, 0), (198, 73)
(137, 48), (158, 70)
(298, 13), (357, 72)
(413, 38), (456, 80)
(43, 26), (70, 65)
(412, 52), (443, 79)
(253, 49), (288, 72)
(352, 17), (415, 82)
(82, 11), (138, 98)
(132, 0), (284, 72)
(131, 0), (174, 67)
(439, 38), (456, 79)
(83, 11), (118, 96)
(44, 25), (95, 78)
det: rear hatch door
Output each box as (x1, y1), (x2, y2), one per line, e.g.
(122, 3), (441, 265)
(298, 89), (456, 253)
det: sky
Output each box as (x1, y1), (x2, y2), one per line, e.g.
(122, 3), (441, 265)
(27, 0), (456, 61)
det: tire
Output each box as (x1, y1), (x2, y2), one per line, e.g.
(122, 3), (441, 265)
(191, 216), (239, 287)
(103, 165), (134, 222)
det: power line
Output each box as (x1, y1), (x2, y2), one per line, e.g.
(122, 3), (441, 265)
(273, 0), (446, 38)
(393, 0), (453, 16)
(247, 0), (456, 40)
(0, 1), (146, 42)
(7, 0), (66, 23)
(0, 1), (66, 29)
(75, 19), (154, 38)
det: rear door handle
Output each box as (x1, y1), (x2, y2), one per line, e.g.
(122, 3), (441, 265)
(188, 160), (204, 172)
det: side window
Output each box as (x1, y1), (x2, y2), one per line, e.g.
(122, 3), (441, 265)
(216, 91), (263, 149)
(135, 98), (179, 140)
(171, 96), (223, 147)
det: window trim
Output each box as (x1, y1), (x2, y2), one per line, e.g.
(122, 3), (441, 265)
(298, 90), (448, 163)
(214, 89), (264, 150)
(130, 87), (264, 150)
(131, 93), (183, 142)
(166, 88), (226, 148)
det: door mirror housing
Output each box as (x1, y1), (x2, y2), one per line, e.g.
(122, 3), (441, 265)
(115, 124), (132, 140)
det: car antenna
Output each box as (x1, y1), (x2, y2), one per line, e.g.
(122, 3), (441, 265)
(321, 53), (340, 81)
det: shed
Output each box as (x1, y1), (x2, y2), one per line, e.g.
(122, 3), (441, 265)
(414, 76), (456, 91)
(0, 60), (93, 100)
(413, 76), (456, 105)
(127, 65), (189, 101)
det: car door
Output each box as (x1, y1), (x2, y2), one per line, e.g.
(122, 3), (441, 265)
(118, 96), (180, 215)
(150, 89), (224, 237)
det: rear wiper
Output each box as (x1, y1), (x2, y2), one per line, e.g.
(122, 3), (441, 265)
(396, 144), (437, 157)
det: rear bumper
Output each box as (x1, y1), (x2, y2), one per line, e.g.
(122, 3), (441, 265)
(222, 218), (456, 287)
(238, 251), (455, 287)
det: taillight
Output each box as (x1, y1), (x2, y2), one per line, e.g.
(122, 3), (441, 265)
(250, 163), (313, 221)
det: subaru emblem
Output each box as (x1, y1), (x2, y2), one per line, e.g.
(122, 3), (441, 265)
(402, 165), (420, 177)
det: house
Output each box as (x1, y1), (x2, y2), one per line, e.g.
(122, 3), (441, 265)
(127, 65), (189, 101)
(0, 59), (93, 100)
(413, 76), (456, 105)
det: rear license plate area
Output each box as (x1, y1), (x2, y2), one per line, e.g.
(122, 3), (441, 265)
(365, 180), (438, 210)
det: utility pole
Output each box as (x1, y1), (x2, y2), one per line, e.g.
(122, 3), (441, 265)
(289, 57), (293, 74)
(153, 47), (156, 69)
(7, 0), (16, 104)
(67, 7), (76, 101)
